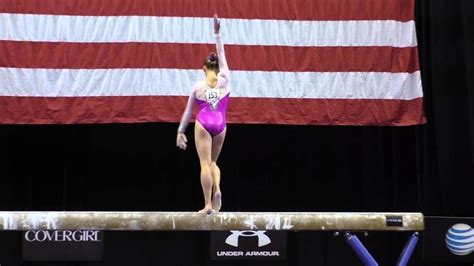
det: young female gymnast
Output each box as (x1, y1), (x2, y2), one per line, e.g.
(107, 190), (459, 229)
(176, 15), (230, 214)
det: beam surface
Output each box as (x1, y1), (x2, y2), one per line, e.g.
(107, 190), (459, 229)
(0, 212), (424, 231)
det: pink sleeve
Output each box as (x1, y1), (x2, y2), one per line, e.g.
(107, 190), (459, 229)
(216, 33), (230, 81)
(177, 85), (197, 133)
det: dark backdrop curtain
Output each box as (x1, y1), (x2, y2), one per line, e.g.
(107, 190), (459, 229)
(417, 0), (474, 216)
(0, 0), (473, 265)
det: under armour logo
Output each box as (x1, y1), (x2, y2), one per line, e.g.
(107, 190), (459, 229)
(225, 230), (271, 247)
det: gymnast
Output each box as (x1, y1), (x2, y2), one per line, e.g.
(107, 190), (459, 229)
(176, 14), (230, 214)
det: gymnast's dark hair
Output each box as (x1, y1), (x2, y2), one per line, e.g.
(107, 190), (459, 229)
(204, 52), (219, 71)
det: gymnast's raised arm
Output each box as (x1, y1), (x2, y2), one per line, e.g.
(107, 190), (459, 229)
(214, 15), (229, 85)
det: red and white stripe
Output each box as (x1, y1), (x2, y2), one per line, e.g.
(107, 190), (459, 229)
(0, 0), (425, 125)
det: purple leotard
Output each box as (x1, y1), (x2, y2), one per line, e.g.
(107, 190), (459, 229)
(195, 93), (230, 136)
(178, 33), (230, 136)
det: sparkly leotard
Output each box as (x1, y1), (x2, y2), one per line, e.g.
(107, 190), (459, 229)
(178, 33), (230, 136)
(195, 92), (230, 136)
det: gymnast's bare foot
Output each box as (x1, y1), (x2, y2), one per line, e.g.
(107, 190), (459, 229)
(212, 191), (222, 212)
(199, 204), (213, 214)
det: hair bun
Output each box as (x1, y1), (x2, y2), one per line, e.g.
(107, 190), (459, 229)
(208, 52), (218, 62)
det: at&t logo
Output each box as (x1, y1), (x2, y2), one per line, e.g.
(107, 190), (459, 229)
(445, 223), (474, 256)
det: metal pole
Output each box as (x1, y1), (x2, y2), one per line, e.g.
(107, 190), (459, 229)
(345, 232), (378, 266)
(397, 232), (419, 266)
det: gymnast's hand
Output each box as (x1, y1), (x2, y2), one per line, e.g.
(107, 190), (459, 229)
(176, 133), (188, 150)
(214, 14), (220, 34)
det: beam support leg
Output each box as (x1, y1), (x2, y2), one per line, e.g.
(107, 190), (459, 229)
(396, 232), (419, 266)
(345, 232), (378, 266)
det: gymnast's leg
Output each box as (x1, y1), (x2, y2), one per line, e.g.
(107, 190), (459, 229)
(211, 128), (226, 212)
(195, 121), (214, 214)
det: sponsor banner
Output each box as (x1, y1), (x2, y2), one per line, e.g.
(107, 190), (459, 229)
(423, 216), (474, 263)
(22, 230), (104, 261)
(211, 230), (286, 260)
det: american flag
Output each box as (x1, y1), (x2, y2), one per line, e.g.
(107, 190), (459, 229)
(0, 0), (425, 125)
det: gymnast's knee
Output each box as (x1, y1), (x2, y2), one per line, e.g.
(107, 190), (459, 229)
(200, 162), (212, 173)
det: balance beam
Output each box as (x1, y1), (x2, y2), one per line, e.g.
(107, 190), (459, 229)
(0, 212), (424, 231)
